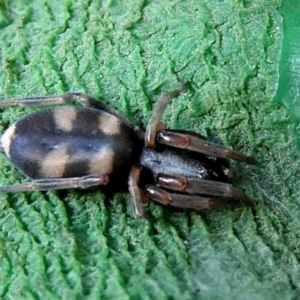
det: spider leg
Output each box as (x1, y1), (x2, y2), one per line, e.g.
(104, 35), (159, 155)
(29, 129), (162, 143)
(145, 82), (190, 148)
(0, 174), (109, 193)
(0, 93), (141, 134)
(157, 130), (256, 164)
(169, 129), (207, 140)
(128, 165), (150, 218)
(0, 93), (101, 108)
(144, 184), (232, 209)
(156, 173), (252, 205)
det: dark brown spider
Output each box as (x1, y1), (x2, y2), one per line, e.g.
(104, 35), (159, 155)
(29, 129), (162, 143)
(0, 82), (255, 217)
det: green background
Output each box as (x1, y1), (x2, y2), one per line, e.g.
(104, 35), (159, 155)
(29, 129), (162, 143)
(0, 0), (299, 299)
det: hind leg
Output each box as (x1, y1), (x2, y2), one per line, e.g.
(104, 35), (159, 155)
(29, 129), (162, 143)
(0, 174), (109, 193)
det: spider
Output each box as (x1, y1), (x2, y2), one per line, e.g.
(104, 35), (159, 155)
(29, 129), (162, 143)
(0, 82), (255, 217)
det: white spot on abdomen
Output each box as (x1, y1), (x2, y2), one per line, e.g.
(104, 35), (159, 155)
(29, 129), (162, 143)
(1, 124), (16, 157)
(53, 107), (77, 132)
(40, 142), (69, 178)
(89, 146), (114, 175)
(98, 112), (121, 135)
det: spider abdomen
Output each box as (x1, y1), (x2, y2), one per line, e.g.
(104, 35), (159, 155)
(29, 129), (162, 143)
(1, 106), (142, 181)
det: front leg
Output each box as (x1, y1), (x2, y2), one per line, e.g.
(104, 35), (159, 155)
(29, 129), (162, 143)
(157, 130), (256, 164)
(144, 184), (232, 209)
(156, 173), (252, 205)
